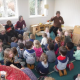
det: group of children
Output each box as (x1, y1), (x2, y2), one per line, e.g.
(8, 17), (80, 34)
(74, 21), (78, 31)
(0, 24), (80, 80)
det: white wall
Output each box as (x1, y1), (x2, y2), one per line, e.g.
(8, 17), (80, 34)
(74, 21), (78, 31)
(54, 0), (80, 27)
(0, 0), (55, 30)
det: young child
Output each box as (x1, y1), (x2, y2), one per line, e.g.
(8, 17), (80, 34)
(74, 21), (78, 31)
(46, 43), (56, 62)
(64, 31), (72, 45)
(45, 27), (50, 38)
(23, 41), (35, 69)
(54, 37), (61, 56)
(23, 32), (29, 46)
(0, 45), (4, 64)
(29, 34), (35, 42)
(41, 33), (47, 46)
(17, 43), (25, 59)
(66, 42), (75, 61)
(33, 40), (43, 61)
(54, 46), (69, 76)
(36, 53), (49, 76)
(11, 37), (18, 48)
(45, 38), (53, 51)
(18, 34), (24, 45)
(73, 44), (80, 60)
(44, 77), (55, 80)
(57, 28), (63, 37)
(4, 48), (21, 68)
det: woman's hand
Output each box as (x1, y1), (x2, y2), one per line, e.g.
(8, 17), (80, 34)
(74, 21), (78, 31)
(18, 28), (20, 30)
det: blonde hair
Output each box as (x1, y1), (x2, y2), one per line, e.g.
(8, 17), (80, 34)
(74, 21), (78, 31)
(65, 31), (69, 36)
(0, 24), (5, 33)
(40, 53), (48, 64)
(44, 77), (55, 80)
(30, 34), (35, 40)
(23, 32), (29, 40)
(4, 48), (14, 64)
(34, 40), (41, 48)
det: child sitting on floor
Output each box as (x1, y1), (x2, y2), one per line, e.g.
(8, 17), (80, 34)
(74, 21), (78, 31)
(17, 43), (25, 59)
(41, 33), (47, 47)
(46, 43), (56, 62)
(64, 31), (72, 45)
(54, 46), (69, 76)
(73, 44), (80, 60)
(45, 27), (50, 38)
(18, 34), (24, 45)
(0, 45), (4, 64)
(23, 41), (35, 69)
(45, 38), (53, 51)
(29, 34), (35, 42)
(11, 37), (18, 48)
(54, 36), (61, 56)
(66, 42), (75, 61)
(4, 48), (21, 68)
(33, 40), (43, 62)
(23, 32), (29, 46)
(36, 53), (49, 76)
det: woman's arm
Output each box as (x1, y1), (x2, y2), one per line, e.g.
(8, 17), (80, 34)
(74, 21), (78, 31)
(23, 20), (26, 27)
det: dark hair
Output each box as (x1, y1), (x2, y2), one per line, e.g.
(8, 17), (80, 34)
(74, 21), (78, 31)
(25, 41), (33, 49)
(47, 38), (53, 44)
(7, 20), (12, 25)
(19, 43), (24, 49)
(18, 34), (23, 41)
(48, 43), (54, 50)
(77, 44), (80, 47)
(19, 16), (23, 21)
(58, 28), (62, 32)
(66, 42), (74, 50)
(11, 37), (17, 42)
(11, 47), (18, 55)
(56, 11), (60, 15)
(59, 46), (67, 56)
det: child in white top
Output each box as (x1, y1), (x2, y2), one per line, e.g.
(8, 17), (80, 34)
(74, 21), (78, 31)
(41, 33), (47, 46)
(45, 27), (50, 38)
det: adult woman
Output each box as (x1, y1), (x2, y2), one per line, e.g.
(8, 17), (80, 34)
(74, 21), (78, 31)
(15, 16), (26, 35)
(49, 11), (64, 36)
(5, 20), (18, 38)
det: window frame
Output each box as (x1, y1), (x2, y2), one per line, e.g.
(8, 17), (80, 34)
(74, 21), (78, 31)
(29, 0), (47, 18)
(0, 0), (18, 20)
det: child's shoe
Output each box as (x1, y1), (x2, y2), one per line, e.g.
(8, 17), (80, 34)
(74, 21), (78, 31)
(27, 64), (32, 69)
(31, 64), (34, 69)
(59, 70), (63, 76)
(63, 69), (67, 75)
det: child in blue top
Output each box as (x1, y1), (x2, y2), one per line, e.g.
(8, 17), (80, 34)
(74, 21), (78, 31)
(66, 42), (75, 61)
(0, 45), (4, 64)
(29, 34), (35, 42)
(36, 53), (49, 76)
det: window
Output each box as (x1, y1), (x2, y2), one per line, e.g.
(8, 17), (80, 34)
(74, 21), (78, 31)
(29, 0), (47, 17)
(0, 0), (18, 19)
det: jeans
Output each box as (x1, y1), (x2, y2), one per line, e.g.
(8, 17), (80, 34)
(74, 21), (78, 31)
(15, 29), (24, 35)
(49, 26), (59, 36)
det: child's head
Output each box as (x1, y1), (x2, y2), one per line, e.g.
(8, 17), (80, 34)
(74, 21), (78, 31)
(7, 20), (12, 26)
(42, 33), (47, 38)
(48, 43), (54, 50)
(11, 37), (17, 42)
(77, 44), (80, 50)
(59, 46), (67, 56)
(30, 34), (35, 40)
(0, 39), (3, 46)
(26, 41), (33, 49)
(0, 24), (5, 35)
(65, 31), (69, 36)
(11, 47), (18, 56)
(19, 43), (24, 49)
(34, 40), (41, 48)
(0, 46), (3, 52)
(55, 36), (61, 44)
(40, 53), (48, 64)
(18, 34), (23, 41)
(4, 48), (14, 64)
(58, 28), (62, 34)
(66, 42), (74, 50)
(45, 27), (49, 33)
(47, 38), (53, 44)
(23, 32), (29, 40)
(44, 77), (55, 80)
